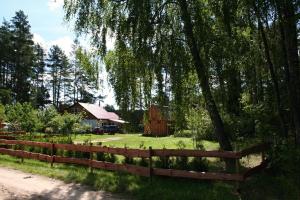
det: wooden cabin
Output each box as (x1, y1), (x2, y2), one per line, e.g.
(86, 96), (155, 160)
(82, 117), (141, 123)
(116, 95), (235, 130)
(144, 105), (169, 136)
(67, 102), (126, 129)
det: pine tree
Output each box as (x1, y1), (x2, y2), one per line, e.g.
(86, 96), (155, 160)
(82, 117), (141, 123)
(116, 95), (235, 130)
(32, 44), (49, 108)
(47, 45), (69, 108)
(10, 10), (34, 102)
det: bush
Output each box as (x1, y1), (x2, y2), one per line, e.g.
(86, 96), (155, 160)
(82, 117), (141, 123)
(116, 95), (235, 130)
(239, 92), (280, 139)
(173, 141), (188, 170)
(189, 143), (208, 172)
(185, 108), (216, 144)
(174, 129), (193, 137)
(48, 112), (82, 134)
(37, 106), (59, 132)
(0, 104), (6, 123)
(269, 143), (300, 184)
(5, 102), (42, 132)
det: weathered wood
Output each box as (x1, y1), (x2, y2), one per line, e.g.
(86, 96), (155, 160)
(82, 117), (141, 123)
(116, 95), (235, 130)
(0, 136), (16, 140)
(0, 131), (26, 135)
(50, 142), (55, 167)
(90, 146), (150, 157)
(0, 139), (270, 182)
(239, 143), (270, 157)
(54, 156), (90, 166)
(149, 146), (153, 181)
(0, 148), (52, 162)
(0, 139), (51, 148)
(152, 149), (240, 159)
(152, 168), (244, 181)
(55, 143), (90, 152)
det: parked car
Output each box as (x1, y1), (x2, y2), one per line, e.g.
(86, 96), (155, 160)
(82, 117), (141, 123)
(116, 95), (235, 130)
(93, 126), (104, 134)
(104, 125), (119, 134)
(92, 125), (120, 134)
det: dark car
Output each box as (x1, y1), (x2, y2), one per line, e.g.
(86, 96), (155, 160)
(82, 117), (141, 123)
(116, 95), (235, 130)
(93, 126), (104, 134)
(103, 125), (119, 134)
(93, 125), (119, 134)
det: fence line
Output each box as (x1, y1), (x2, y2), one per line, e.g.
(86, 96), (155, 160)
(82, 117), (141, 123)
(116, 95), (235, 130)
(0, 131), (26, 135)
(0, 139), (270, 182)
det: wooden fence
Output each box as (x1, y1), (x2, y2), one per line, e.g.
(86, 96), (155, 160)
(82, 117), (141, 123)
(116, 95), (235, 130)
(0, 139), (270, 182)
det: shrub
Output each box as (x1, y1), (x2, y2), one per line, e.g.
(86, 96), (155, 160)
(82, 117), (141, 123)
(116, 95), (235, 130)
(189, 143), (208, 171)
(48, 112), (82, 135)
(95, 142), (105, 161)
(5, 102), (42, 132)
(185, 108), (216, 144)
(105, 152), (117, 163)
(37, 106), (59, 132)
(174, 129), (193, 137)
(173, 141), (188, 170)
(0, 104), (6, 123)
(123, 144), (134, 164)
(104, 145), (117, 163)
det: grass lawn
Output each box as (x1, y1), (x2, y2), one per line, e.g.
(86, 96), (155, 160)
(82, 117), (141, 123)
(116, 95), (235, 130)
(0, 154), (237, 200)
(71, 133), (219, 150)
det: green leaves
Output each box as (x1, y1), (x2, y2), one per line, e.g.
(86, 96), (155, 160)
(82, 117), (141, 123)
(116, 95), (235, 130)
(5, 102), (41, 132)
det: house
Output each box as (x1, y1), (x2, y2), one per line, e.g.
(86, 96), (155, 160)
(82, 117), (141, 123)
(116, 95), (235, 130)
(144, 105), (170, 136)
(68, 102), (126, 129)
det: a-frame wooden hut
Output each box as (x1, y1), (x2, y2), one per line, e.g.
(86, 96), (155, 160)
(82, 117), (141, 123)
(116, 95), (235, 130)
(144, 105), (169, 136)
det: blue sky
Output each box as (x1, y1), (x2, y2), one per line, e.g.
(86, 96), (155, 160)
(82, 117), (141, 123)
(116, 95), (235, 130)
(0, 0), (116, 107)
(1, 0), (74, 55)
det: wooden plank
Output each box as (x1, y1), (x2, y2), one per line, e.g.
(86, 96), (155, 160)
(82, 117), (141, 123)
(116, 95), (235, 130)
(0, 131), (26, 135)
(152, 168), (244, 181)
(0, 139), (51, 148)
(152, 149), (240, 159)
(0, 148), (16, 156)
(243, 160), (269, 179)
(54, 156), (90, 166)
(0, 136), (16, 140)
(0, 148), (52, 162)
(90, 146), (150, 157)
(239, 143), (270, 157)
(18, 141), (52, 148)
(54, 144), (90, 152)
(0, 139), (18, 145)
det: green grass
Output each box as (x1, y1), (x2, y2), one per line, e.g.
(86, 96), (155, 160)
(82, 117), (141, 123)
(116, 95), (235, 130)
(71, 133), (219, 150)
(0, 154), (237, 200)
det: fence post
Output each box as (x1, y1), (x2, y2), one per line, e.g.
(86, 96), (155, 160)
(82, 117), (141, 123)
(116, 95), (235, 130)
(90, 143), (94, 173)
(149, 146), (153, 182)
(20, 144), (24, 163)
(50, 142), (55, 167)
(235, 143), (240, 194)
(261, 143), (266, 162)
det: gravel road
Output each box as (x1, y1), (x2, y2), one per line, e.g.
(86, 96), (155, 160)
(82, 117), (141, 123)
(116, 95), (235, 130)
(0, 167), (126, 200)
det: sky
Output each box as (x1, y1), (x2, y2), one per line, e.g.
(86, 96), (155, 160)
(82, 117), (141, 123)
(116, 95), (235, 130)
(0, 0), (116, 107)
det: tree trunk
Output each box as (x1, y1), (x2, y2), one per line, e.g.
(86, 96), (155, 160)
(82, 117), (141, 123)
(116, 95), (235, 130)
(215, 60), (226, 107)
(253, 3), (288, 138)
(276, 0), (300, 144)
(178, 0), (234, 171)
(226, 63), (241, 116)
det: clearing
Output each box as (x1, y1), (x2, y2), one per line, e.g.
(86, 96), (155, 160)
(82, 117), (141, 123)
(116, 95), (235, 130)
(68, 133), (219, 150)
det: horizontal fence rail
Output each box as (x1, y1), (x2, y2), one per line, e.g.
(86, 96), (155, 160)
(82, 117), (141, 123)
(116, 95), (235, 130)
(0, 131), (26, 135)
(0, 139), (270, 182)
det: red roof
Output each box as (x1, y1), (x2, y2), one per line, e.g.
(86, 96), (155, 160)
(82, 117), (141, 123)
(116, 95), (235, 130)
(78, 103), (119, 120)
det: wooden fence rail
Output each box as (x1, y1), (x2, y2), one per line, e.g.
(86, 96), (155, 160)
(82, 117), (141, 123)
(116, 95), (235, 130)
(0, 131), (26, 135)
(0, 139), (270, 182)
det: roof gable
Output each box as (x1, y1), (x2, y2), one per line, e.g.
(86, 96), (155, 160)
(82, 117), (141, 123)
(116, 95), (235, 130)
(78, 102), (119, 120)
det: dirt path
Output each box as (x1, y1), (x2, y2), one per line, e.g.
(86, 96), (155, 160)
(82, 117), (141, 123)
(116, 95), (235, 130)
(0, 167), (126, 200)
